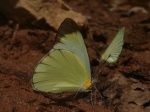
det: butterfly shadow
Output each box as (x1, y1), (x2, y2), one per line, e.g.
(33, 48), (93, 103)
(38, 91), (91, 109)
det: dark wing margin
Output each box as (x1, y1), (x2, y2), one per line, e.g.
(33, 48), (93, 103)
(56, 18), (79, 39)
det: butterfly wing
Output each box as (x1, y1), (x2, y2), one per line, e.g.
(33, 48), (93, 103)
(32, 18), (91, 93)
(101, 27), (125, 63)
(32, 50), (90, 93)
(51, 18), (91, 80)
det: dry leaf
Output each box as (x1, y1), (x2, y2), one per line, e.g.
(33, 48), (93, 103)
(0, 0), (87, 29)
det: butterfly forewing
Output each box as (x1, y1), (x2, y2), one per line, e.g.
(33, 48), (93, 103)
(51, 18), (91, 80)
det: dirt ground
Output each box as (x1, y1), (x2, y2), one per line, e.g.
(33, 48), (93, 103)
(0, 0), (150, 112)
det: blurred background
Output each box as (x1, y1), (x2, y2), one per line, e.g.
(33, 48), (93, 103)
(0, 0), (149, 112)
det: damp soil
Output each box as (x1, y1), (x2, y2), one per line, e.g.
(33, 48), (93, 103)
(0, 0), (150, 112)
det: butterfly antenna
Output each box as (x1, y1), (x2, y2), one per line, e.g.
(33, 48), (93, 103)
(97, 54), (111, 79)
(93, 55), (112, 104)
(101, 54), (111, 68)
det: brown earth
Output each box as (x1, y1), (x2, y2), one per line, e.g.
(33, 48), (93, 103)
(0, 0), (150, 112)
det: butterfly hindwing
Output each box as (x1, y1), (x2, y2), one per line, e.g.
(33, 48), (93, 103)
(33, 50), (89, 93)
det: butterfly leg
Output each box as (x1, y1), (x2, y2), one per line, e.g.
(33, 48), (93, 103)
(66, 88), (82, 109)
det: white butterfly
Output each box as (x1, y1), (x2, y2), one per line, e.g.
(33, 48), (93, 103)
(32, 18), (92, 93)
